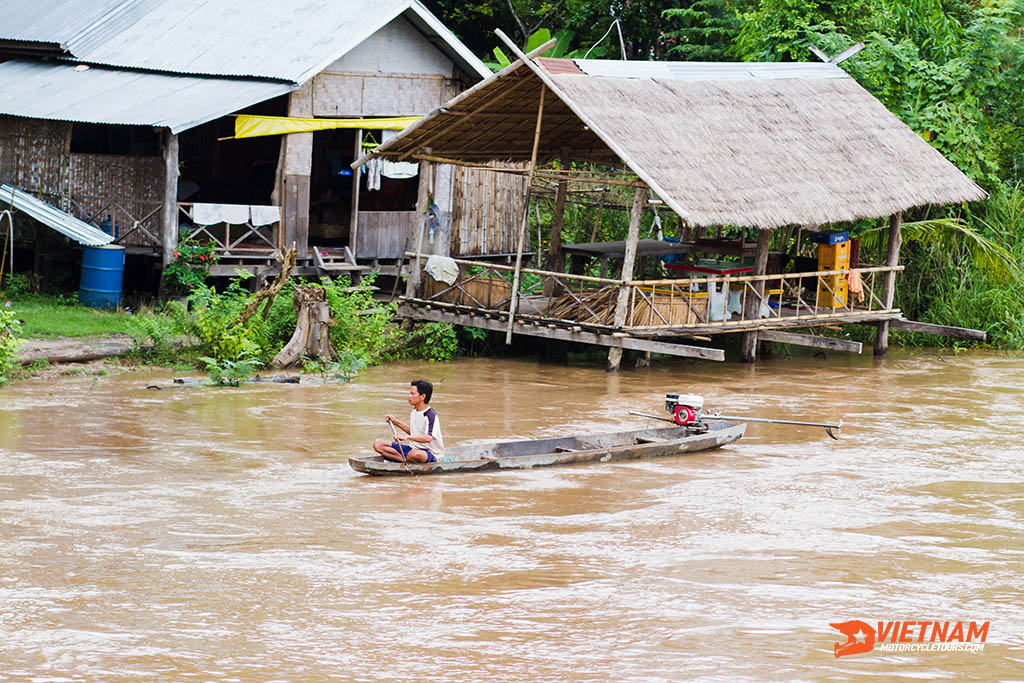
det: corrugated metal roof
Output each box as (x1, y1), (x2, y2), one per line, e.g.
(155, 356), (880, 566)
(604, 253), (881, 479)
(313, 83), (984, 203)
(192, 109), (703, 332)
(1, 0), (490, 84)
(0, 184), (114, 246)
(0, 0), (123, 45)
(572, 59), (849, 81)
(0, 60), (294, 133)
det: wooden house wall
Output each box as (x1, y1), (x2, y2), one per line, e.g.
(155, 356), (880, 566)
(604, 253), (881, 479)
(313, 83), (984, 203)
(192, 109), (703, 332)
(450, 161), (529, 256)
(355, 210), (417, 259)
(0, 115), (71, 205)
(69, 153), (164, 247)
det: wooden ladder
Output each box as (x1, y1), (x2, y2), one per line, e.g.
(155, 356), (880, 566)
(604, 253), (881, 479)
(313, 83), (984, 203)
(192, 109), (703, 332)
(313, 246), (368, 281)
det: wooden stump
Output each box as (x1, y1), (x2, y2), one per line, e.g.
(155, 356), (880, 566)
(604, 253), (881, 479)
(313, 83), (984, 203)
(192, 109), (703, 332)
(271, 286), (334, 368)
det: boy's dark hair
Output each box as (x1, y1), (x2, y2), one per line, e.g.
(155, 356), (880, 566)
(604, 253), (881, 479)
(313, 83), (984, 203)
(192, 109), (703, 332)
(411, 379), (433, 403)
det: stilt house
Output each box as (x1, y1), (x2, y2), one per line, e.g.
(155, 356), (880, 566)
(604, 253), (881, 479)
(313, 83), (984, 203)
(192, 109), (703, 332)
(0, 0), (525, 287)
(356, 39), (989, 367)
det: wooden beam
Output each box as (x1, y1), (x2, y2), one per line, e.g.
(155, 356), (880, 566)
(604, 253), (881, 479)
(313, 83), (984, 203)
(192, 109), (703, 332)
(741, 229), (771, 362)
(506, 85), (546, 343)
(875, 211), (903, 356)
(888, 318), (986, 341)
(607, 186), (647, 372)
(757, 330), (863, 354)
(636, 309), (903, 336)
(399, 304), (724, 361)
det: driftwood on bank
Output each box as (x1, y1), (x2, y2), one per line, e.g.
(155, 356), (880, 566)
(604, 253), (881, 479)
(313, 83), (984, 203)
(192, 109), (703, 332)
(18, 334), (141, 364)
(272, 285), (335, 368)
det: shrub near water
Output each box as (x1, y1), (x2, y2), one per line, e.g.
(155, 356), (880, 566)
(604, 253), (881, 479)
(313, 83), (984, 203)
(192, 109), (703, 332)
(172, 272), (460, 383)
(0, 302), (21, 385)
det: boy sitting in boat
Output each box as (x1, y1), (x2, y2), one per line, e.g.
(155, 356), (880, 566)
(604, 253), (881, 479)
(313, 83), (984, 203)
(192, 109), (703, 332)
(373, 379), (446, 463)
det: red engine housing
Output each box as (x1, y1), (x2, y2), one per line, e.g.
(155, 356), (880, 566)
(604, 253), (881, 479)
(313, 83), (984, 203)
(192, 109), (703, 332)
(672, 405), (697, 425)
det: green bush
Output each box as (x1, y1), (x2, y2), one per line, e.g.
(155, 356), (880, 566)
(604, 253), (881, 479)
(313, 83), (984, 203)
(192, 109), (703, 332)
(1, 273), (30, 297)
(0, 302), (21, 385)
(184, 275), (269, 363)
(199, 355), (258, 386)
(301, 351), (367, 382)
(321, 273), (396, 364)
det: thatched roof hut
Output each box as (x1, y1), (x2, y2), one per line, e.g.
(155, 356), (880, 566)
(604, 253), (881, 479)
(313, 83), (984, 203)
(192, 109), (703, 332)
(363, 57), (987, 228)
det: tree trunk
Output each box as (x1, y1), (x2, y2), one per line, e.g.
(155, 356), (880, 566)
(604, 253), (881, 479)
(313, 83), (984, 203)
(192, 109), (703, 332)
(272, 285), (334, 368)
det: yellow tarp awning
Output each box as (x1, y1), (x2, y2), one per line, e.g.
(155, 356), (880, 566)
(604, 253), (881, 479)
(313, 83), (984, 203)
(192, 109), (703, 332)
(233, 115), (419, 139)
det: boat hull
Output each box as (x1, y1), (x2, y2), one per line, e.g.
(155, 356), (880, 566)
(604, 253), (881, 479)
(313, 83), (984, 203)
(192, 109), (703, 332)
(349, 421), (745, 476)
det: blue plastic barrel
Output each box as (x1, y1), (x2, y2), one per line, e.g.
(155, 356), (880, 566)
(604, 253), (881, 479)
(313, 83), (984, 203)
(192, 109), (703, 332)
(80, 245), (125, 309)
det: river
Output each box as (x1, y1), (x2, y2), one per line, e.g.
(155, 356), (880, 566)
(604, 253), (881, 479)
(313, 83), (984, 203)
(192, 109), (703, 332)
(1, 350), (1022, 681)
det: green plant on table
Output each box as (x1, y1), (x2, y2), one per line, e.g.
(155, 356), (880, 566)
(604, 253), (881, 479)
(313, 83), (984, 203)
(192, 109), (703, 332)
(165, 242), (218, 295)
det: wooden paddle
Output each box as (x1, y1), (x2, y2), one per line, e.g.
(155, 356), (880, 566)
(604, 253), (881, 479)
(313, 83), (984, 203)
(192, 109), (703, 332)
(387, 419), (416, 474)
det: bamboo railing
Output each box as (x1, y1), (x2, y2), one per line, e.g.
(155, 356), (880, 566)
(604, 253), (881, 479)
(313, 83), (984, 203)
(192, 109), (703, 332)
(404, 252), (904, 335)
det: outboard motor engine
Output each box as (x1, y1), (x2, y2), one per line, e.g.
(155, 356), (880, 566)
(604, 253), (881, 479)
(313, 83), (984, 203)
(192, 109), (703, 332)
(665, 393), (704, 426)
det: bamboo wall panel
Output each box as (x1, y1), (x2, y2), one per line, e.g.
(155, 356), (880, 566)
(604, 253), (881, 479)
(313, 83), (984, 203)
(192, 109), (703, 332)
(312, 73), (457, 117)
(449, 161), (528, 256)
(355, 210), (416, 259)
(69, 153), (163, 246)
(0, 115), (71, 205)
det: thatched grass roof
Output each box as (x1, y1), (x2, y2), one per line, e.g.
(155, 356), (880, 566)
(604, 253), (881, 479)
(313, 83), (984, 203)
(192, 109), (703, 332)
(363, 57), (987, 229)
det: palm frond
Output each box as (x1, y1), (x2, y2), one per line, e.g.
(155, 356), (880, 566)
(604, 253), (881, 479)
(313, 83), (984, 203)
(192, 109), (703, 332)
(859, 216), (1021, 281)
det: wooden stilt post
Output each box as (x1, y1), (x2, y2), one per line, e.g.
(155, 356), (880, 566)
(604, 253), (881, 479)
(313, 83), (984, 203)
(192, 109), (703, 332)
(874, 211), (903, 356)
(741, 229), (771, 362)
(543, 175), (568, 297)
(406, 161), (433, 298)
(349, 128), (362, 260)
(506, 85), (546, 344)
(547, 176), (568, 271)
(607, 185), (647, 372)
(157, 131), (178, 298)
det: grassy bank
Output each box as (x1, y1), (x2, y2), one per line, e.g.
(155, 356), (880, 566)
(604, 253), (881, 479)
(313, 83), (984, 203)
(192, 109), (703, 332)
(0, 293), (162, 339)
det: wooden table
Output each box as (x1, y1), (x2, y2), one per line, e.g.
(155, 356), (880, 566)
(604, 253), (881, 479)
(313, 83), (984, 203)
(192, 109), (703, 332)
(563, 239), (693, 278)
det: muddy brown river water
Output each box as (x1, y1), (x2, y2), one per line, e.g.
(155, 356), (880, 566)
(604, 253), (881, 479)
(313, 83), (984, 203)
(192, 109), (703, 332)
(1, 350), (1022, 681)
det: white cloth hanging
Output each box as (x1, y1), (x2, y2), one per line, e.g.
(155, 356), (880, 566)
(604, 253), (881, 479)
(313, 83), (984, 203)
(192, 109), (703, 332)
(380, 131), (419, 179)
(249, 205), (281, 226)
(381, 159), (419, 179)
(424, 255), (459, 286)
(221, 204), (250, 225)
(366, 158), (382, 191)
(190, 203), (222, 226)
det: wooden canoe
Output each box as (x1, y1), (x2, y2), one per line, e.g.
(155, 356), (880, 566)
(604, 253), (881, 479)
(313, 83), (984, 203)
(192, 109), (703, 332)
(348, 421), (745, 476)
